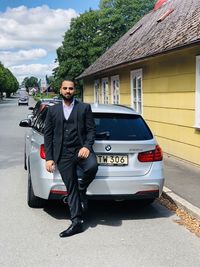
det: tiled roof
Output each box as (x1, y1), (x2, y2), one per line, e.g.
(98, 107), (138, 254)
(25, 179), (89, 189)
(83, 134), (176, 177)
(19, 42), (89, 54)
(78, 0), (200, 78)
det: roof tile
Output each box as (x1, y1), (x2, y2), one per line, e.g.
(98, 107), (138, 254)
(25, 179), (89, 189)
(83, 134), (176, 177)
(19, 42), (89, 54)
(79, 0), (200, 78)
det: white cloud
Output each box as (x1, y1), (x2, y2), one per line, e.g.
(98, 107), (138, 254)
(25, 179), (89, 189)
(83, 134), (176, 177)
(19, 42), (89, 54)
(10, 63), (58, 83)
(0, 5), (78, 51)
(0, 5), (78, 83)
(0, 49), (47, 67)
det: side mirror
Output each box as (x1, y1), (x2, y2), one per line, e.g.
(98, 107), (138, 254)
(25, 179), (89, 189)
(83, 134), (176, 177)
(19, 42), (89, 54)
(19, 119), (32, 128)
(27, 114), (34, 120)
(28, 107), (34, 110)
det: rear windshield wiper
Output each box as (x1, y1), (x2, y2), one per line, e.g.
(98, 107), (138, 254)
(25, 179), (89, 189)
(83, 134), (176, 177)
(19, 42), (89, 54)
(95, 131), (110, 140)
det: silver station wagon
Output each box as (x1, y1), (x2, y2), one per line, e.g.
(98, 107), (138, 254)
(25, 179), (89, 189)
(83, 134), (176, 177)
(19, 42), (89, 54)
(19, 102), (164, 208)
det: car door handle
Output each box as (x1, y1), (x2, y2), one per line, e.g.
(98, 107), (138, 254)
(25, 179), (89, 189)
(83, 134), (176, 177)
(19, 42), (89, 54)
(31, 138), (36, 142)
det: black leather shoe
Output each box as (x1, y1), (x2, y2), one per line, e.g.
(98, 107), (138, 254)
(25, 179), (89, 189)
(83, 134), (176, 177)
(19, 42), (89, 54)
(59, 222), (83, 238)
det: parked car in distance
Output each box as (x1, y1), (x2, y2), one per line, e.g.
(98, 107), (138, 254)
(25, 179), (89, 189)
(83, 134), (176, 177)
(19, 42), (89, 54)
(18, 89), (29, 106)
(19, 103), (164, 208)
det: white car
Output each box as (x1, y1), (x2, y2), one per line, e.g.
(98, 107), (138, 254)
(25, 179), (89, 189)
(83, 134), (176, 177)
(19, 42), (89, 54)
(19, 102), (164, 208)
(18, 89), (29, 106)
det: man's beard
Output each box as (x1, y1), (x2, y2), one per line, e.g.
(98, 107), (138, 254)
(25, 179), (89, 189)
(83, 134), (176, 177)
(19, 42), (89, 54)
(61, 94), (74, 102)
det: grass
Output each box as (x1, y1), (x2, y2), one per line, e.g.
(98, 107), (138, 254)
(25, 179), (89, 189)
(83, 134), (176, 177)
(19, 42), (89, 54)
(33, 92), (58, 102)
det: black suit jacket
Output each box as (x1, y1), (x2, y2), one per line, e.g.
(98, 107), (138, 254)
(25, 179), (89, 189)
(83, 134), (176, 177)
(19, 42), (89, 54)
(44, 100), (96, 162)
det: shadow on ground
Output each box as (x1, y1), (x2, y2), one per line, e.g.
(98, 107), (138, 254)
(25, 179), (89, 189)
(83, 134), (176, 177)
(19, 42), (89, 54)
(0, 96), (19, 104)
(44, 199), (173, 230)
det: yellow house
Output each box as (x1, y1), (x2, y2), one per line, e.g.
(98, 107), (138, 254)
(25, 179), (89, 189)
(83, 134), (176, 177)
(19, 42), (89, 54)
(78, 0), (200, 166)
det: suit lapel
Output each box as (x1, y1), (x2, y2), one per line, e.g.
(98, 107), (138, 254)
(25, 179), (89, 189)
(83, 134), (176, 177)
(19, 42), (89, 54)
(56, 102), (64, 129)
(59, 102), (64, 120)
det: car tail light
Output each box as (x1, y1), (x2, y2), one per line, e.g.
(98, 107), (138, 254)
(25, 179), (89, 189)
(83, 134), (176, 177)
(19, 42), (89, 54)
(138, 145), (163, 162)
(50, 190), (68, 195)
(40, 144), (46, 159)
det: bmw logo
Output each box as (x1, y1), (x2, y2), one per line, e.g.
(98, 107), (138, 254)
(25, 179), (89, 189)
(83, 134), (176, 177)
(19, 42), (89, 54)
(105, 145), (111, 151)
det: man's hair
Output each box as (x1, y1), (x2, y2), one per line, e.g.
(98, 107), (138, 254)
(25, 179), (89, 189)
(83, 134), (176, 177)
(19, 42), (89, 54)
(61, 78), (77, 87)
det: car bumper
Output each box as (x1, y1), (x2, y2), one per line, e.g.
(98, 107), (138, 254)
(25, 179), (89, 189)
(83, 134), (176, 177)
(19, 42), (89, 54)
(32, 169), (164, 201)
(18, 101), (28, 104)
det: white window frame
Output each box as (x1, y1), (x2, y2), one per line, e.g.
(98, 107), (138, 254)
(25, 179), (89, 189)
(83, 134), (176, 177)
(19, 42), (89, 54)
(130, 69), (143, 114)
(101, 77), (109, 104)
(94, 79), (100, 104)
(195, 56), (200, 129)
(111, 75), (120, 104)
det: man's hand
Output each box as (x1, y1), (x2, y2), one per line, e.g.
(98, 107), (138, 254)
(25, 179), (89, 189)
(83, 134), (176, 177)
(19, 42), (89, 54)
(78, 147), (90, 159)
(46, 160), (55, 173)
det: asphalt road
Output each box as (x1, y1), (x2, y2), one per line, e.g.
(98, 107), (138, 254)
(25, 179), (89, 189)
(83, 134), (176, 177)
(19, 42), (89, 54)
(0, 96), (200, 267)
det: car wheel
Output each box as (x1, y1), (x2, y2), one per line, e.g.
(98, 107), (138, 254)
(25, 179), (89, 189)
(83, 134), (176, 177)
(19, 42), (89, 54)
(27, 171), (46, 208)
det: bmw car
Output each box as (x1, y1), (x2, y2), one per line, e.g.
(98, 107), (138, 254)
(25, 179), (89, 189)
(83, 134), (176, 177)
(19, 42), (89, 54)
(19, 103), (164, 208)
(27, 98), (61, 123)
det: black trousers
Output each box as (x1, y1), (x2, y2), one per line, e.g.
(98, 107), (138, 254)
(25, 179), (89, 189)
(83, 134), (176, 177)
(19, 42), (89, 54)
(57, 150), (98, 223)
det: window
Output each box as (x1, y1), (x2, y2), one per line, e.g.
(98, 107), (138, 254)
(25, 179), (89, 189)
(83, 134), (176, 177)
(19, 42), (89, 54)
(94, 79), (100, 103)
(130, 69), (143, 114)
(94, 113), (153, 141)
(195, 56), (200, 129)
(33, 108), (48, 134)
(101, 78), (109, 104)
(111, 75), (120, 104)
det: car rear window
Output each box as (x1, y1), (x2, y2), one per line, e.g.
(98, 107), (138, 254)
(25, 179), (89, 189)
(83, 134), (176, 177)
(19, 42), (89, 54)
(18, 90), (28, 97)
(94, 113), (153, 141)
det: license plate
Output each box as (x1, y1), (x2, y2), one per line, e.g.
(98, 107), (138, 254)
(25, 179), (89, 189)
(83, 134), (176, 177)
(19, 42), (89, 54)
(97, 154), (128, 166)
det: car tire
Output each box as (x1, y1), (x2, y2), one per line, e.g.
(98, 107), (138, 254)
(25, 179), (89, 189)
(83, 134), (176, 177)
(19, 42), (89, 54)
(27, 171), (46, 208)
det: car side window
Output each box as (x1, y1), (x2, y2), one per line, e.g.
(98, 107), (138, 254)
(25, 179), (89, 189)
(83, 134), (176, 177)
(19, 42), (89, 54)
(32, 108), (47, 134)
(32, 101), (41, 116)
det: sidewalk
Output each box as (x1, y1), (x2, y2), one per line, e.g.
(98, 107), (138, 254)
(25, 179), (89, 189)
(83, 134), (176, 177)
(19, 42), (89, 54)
(163, 154), (200, 220)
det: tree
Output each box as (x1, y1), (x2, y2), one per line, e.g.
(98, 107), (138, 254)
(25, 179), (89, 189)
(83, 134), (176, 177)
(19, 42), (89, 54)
(55, 10), (101, 77)
(21, 76), (39, 90)
(0, 63), (6, 99)
(53, 9), (101, 93)
(21, 77), (29, 88)
(54, 0), (155, 90)
(0, 62), (19, 98)
(45, 75), (55, 92)
(4, 68), (19, 97)
(99, 0), (156, 49)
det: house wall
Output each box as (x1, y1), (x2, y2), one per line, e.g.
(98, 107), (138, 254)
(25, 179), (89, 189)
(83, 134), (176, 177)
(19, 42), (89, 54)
(83, 79), (94, 103)
(82, 46), (200, 166)
(143, 47), (200, 165)
(83, 68), (139, 105)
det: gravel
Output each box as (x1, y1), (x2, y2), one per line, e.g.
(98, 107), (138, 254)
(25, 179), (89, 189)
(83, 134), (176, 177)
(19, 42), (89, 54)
(159, 194), (200, 238)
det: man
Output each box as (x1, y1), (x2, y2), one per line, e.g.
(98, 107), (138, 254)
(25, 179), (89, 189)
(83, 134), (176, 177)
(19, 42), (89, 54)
(44, 79), (98, 237)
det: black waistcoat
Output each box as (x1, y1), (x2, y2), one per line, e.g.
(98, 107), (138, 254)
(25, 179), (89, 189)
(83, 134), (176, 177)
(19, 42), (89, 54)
(60, 106), (81, 156)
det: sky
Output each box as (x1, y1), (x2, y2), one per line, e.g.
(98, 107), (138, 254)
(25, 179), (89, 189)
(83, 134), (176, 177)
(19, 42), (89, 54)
(0, 0), (100, 84)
